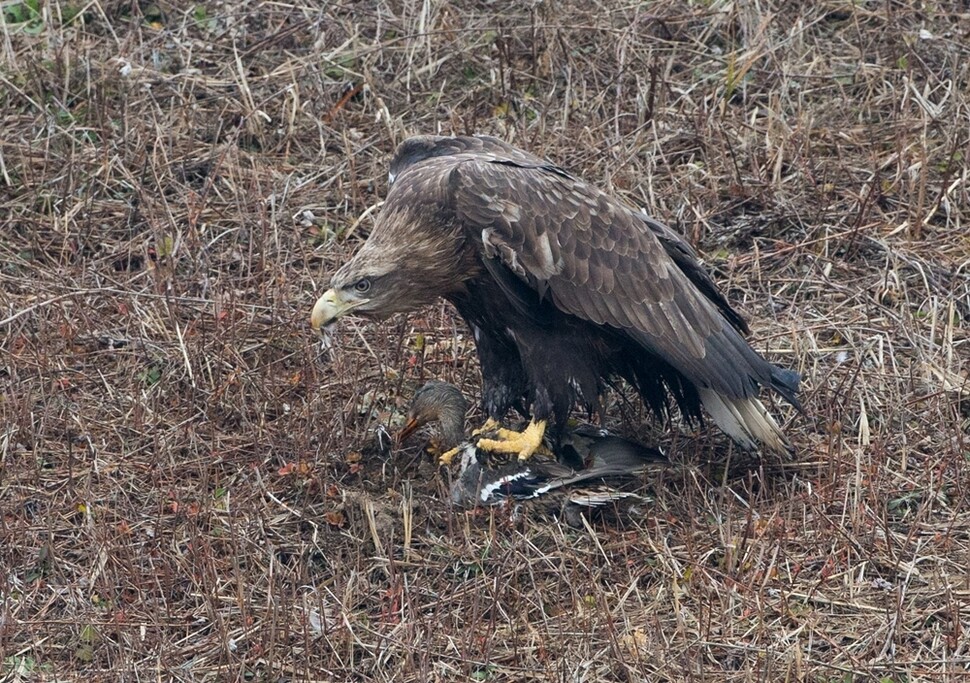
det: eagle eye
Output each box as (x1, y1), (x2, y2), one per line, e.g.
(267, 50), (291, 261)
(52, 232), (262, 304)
(353, 278), (371, 294)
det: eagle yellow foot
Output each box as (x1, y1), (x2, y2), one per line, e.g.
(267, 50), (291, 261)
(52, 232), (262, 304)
(439, 418), (501, 465)
(471, 417), (500, 436)
(477, 419), (547, 462)
(438, 445), (462, 466)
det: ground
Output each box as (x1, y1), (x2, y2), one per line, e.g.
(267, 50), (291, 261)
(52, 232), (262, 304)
(1, 1), (969, 681)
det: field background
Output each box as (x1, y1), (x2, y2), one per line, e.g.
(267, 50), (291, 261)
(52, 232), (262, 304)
(2, 1), (969, 681)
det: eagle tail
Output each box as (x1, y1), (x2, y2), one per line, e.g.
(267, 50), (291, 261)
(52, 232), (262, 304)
(698, 388), (793, 456)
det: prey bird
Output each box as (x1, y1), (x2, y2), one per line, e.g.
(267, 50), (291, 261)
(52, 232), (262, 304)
(398, 381), (669, 508)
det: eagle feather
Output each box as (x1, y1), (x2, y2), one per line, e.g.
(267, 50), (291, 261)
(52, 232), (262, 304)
(318, 135), (801, 455)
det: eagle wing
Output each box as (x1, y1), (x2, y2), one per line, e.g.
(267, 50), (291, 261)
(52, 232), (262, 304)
(446, 156), (797, 406)
(390, 136), (748, 333)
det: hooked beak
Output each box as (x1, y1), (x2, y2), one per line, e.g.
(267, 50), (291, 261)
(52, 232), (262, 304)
(311, 289), (356, 331)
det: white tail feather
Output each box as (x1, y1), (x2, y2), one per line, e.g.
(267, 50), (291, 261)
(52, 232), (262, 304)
(567, 490), (642, 507)
(699, 388), (791, 455)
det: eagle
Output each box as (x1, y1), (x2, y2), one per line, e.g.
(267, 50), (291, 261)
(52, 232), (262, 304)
(312, 135), (800, 462)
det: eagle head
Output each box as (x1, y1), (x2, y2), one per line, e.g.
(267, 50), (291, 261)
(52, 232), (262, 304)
(310, 207), (476, 333)
(310, 252), (410, 331)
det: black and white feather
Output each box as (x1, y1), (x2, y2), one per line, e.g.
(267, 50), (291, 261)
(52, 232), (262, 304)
(450, 429), (668, 508)
(398, 381), (670, 508)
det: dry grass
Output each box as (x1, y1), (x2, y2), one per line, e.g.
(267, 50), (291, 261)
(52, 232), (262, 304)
(1, 1), (969, 681)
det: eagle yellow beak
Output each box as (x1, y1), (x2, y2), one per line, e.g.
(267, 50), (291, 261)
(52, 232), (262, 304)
(310, 289), (349, 331)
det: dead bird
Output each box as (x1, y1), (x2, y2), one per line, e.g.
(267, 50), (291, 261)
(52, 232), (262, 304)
(398, 380), (470, 454)
(398, 381), (669, 507)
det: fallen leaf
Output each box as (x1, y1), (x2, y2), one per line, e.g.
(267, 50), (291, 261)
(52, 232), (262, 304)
(323, 511), (345, 527)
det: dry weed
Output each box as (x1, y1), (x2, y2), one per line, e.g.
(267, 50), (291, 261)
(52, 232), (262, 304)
(1, 1), (968, 681)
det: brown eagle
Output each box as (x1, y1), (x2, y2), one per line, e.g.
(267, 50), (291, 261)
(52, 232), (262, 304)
(312, 135), (800, 462)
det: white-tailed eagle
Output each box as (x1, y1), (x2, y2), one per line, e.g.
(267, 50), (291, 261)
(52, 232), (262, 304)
(311, 135), (800, 461)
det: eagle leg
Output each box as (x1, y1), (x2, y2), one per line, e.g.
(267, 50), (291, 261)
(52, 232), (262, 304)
(477, 419), (547, 461)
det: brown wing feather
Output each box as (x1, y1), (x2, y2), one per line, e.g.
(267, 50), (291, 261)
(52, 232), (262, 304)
(446, 158), (775, 401)
(390, 135), (747, 335)
(389, 135), (565, 186)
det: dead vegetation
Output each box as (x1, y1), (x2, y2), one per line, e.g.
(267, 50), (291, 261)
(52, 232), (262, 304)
(1, 1), (968, 681)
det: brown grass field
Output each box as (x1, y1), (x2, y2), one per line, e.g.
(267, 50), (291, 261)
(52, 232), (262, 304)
(2, 1), (969, 681)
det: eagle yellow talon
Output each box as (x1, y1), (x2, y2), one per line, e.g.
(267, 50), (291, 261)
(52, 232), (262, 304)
(438, 445), (462, 466)
(471, 418), (500, 436)
(477, 419), (547, 461)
